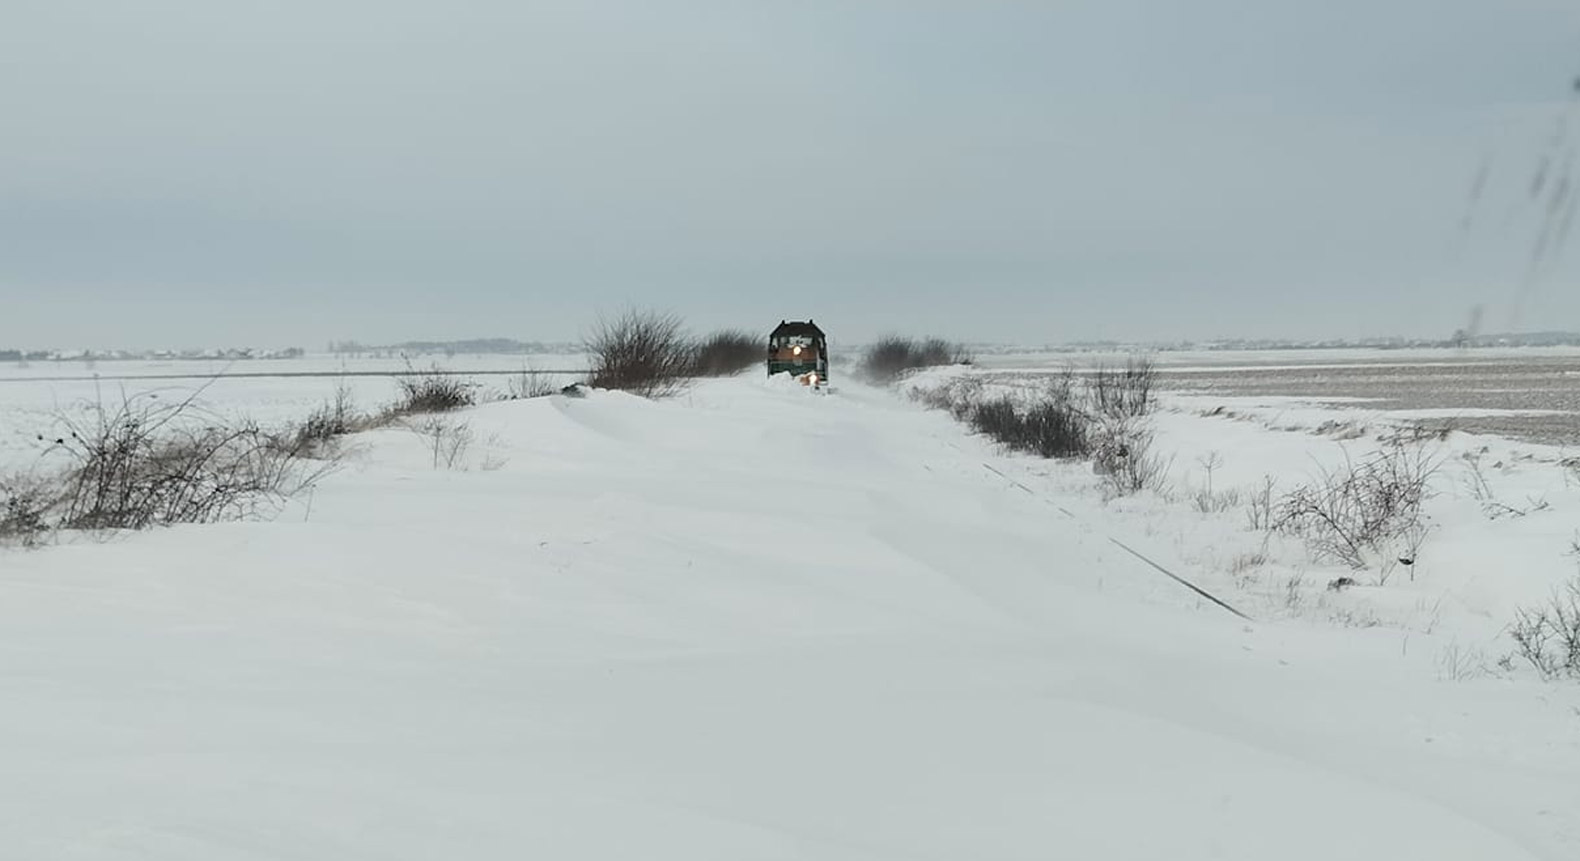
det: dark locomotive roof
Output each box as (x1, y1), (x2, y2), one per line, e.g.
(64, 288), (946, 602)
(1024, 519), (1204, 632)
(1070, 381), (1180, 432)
(770, 319), (824, 339)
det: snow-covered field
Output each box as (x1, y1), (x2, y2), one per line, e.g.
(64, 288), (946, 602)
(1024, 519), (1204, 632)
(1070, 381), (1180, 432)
(904, 357), (1580, 641)
(0, 354), (588, 472)
(968, 344), (1580, 371)
(2, 356), (1579, 859)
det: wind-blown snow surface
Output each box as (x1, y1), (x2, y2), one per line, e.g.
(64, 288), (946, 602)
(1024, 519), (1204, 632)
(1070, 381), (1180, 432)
(3, 376), (1578, 859)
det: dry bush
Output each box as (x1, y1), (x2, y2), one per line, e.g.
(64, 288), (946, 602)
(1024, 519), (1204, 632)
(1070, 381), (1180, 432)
(1019, 400), (1091, 459)
(1272, 441), (1437, 572)
(1282, 574), (1308, 614)
(1044, 368), (1081, 406)
(43, 392), (329, 531)
(967, 394), (1090, 460)
(412, 417), (475, 469)
(1437, 642), (1497, 682)
(1194, 487), (1244, 514)
(918, 336), (971, 366)
(1227, 552), (1267, 589)
(1077, 357), (1166, 496)
(280, 382), (359, 457)
(1246, 475), (1278, 531)
(859, 337), (921, 384)
(916, 379), (1090, 459)
(967, 396), (1022, 443)
(1507, 579), (1580, 681)
(1191, 451), (1241, 512)
(912, 377), (984, 421)
(1091, 418), (1170, 496)
(1380, 422), (1453, 445)
(691, 329), (761, 377)
(914, 373), (1168, 494)
(0, 473), (58, 547)
(585, 309), (694, 397)
(1086, 356), (1156, 421)
(391, 365), (475, 415)
(911, 384), (957, 413)
(908, 358), (1164, 497)
(505, 367), (558, 400)
(1461, 449), (1549, 519)
(859, 335), (972, 384)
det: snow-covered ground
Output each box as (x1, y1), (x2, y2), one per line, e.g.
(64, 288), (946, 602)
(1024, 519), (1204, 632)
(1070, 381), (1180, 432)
(901, 359), (1580, 642)
(0, 353), (591, 381)
(0, 355), (588, 472)
(967, 344), (1580, 371)
(2, 366), (1579, 859)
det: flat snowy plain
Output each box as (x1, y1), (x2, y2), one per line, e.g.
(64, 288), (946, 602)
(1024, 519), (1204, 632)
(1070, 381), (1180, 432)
(2, 350), (1579, 859)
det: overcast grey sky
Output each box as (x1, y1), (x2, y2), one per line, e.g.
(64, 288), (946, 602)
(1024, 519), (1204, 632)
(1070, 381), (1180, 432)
(3, 0), (1578, 349)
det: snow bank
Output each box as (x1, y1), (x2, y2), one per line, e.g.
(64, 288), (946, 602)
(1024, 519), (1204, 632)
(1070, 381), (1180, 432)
(2, 378), (1578, 859)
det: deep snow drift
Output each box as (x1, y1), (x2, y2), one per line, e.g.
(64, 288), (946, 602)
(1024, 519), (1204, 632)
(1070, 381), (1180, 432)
(2, 374), (1578, 859)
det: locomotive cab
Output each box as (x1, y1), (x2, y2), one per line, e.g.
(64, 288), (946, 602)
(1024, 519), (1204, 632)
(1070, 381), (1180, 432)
(767, 319), (829, 388)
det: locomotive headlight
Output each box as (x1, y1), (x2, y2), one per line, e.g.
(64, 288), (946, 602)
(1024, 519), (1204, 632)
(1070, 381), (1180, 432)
(792, 345), (803, 356)
(808, 373), (819, 384)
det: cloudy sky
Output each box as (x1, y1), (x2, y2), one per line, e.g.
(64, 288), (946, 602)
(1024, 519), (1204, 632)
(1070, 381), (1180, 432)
(3, 0), (1578, 349)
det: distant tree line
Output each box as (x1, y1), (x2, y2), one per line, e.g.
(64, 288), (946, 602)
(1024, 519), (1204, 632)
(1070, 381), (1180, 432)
(329, 338), (582, 357)
(1, 347), (305, 362)
(1, 350), (50, 362)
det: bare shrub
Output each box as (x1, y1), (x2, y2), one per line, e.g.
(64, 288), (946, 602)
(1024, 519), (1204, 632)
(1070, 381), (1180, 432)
(392, 365), (475, 415)
(412, 417), (475, 470)
(1328, 607), (1382, 629)
(1283, 574), (1307, 614)
(1438, 642), (1496, 682)
(948, 385), (984, 422)
(1194, 487), (1244, 514)
(46, 392), (327, 531)
(1091, 418), (1169, 496)
(967, 395), (1090, 459)
(932, 356), (1160, 495)
(918, 337), (971, 367)
(1461, 449), (1548, 519)
(1083, 359), (1167, 496)
(1272, 441), (1437, 571)
(967, 396), (1021, 442)
(1086, 355), (1156, 421)
(1044, 367), (1080, 404)
(505, 367), (558, 400)
(913, 377), (984, 421)
(480, 453), (509, 471)
(906, 355), (1167, 498)
(912, 384), (957, 413)
(691, 329), (761, 377)
(859, 335), (972, 384)
(1227, 552), (1267, 588)
(1507, 579), (1580, 681)
(860, 337), (921, 384)
(282, 382), (359, 457)
(585, 308), (694, 397)
(1019, 400), (1090, 459)
(1380, 421), (1452, 445)
(1377, 517), (1430, 585)
(0, 473), (58, 547)
(1246, 475), (1277, 531)
(1191, 451), (1242, 512)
